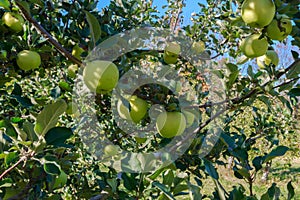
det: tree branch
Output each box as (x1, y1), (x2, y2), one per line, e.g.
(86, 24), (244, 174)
(0, 156), (26, 180)
(15, 1), (82, 66)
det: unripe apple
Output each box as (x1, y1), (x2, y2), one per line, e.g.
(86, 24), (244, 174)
(266, 15), (292, 41)
(191, 41), (205, 54)
(104, 144), (120, 156)
(117, 95), (148, 123)
(2, 12), (24, 32)
(163, 42), (180, 64)
(241, 0), (275, 28)
(240, 34), (268, 58)
(72, 45), (85, 59)
(156, 111), (186, 138)
(17, 50), (41, 71)
(83, 60), (119, 94)
(67, 64), (78, 78)
(256, 50), (279, 69)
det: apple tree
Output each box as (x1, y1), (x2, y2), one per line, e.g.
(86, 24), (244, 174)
(0, 0), (299, 199)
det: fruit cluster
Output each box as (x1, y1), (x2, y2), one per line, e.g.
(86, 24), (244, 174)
(240, 0), (292, 68)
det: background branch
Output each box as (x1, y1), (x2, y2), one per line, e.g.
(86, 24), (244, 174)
(16, 1), (82, 66)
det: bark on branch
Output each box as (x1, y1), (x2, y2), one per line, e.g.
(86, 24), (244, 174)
(16, 1), (82, 66)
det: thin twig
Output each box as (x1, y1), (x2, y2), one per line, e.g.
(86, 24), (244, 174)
(15, 1), (82, 66)
(0, 156), (26, 180)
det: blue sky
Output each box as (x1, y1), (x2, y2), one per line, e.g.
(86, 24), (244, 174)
(97, 0), (207, 25)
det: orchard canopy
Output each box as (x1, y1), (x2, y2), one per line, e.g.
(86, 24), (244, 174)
(0, 0), (300, 199)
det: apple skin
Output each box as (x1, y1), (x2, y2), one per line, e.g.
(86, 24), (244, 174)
(67, 64), (78, 78)
(240, 34), (268, 58)
(104, 144), (120, 156)
(2, 12), (24, 32)
(83, 60), (119, 94)
(256, 50), (279, 69)
(17, 50), (41, 71)
(117, 95), (148, 123)
(163, 42), (180, 64)
(241, 0), (275, 28)
(266, 15), (292, 41)
(191, 41), (205, 54)
(156, 111), (186, 138)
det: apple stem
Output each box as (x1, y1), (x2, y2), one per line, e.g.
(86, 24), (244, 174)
(16, 1), (82, 66)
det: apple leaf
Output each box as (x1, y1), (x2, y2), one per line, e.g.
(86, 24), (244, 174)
(263, 146), (289, 163)
(152, 181), (175, 200)
(84, 10), (101, 47)
(45, 127), (73, 147)
(34, 99), (67, 136)
(203, 158), (219, 179)
(287, 181), (295, 200)
(0, 0), (10, 10)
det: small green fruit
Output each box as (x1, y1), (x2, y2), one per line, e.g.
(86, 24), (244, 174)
(241, 0), (275, 28)
(266, 15), (292, 41)
(191, 41), (205, 54)
(117, 96), (148, 123)
(17, 50), (41, 71)
(104, 144), (120, 156)
(156, 111), (186, 138)
(83, 60), (119, 94)
(2, 12), (24, 32)
(163, 42), (180, 64)
(256, 50), (279, 69)
(240, 34), (268, 58)
(67, 64), (78, 78)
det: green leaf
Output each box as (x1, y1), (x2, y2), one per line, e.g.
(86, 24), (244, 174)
(226, 63), (238, 72)
(288, 88), (300, 97)
(45, 127), (73, 147)
(43, 160), (61, 175)
(188, 184), (202, 200)
(121, 173), (137, 191)
(263, 146), (289, 163)
(84, 10), (101, 46)
(260, 193), (270, 200)
(252, 156), (263, 171)
(0, 119), (17, 138)
(287, 181), (295, 200)
(227, 71), (239, 89)
(203, 158), (219, 179)
(213, 179), (226, 200)
(17, 1), (31, 15)
(229, 185), (246, 200)
(220, 133), (236, 150)
(5, 152), (18, 166)
(34, 99), (67, 136)
(291, 50), (299, 60)
(23, 121), (38, 142)
(0, 0), (10, 10)
(286, 61), (300, 79)
(152, 181), (175, 200)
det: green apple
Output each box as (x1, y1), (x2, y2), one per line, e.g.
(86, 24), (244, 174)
(156, 111), (186, 138)
(266, 15), (292, 41)
(117, 95), (148, 123)
(163, 42), (180, 64)
(240, 34), (268, 58)
(241, 0), (275, 28)
(2, 12), (24, 32)
(53, 170), (68, 189)
(17, 50), (41, 71)
(72, 45), (85, 59)
(67, 64), (78, 78)
(256, 50), (279, 69)
(83, 60), (119, 94)
(104, 144), (120, 156)
(182, 110), (195, 127)
(191, 41), (205, 54)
